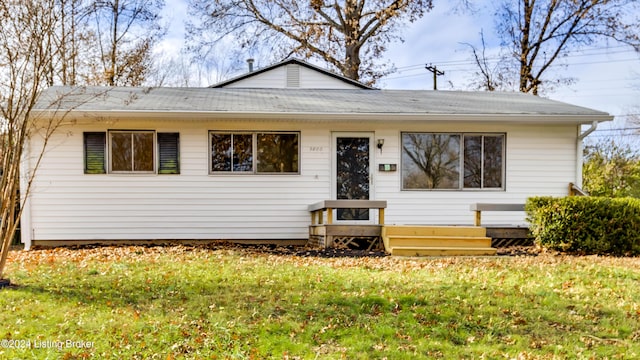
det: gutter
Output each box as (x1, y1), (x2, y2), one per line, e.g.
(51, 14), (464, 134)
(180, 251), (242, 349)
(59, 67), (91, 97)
(33, 109), (614, 124)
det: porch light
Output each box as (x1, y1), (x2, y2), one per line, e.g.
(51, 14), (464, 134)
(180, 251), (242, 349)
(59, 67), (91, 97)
(376, 139), (384, 152)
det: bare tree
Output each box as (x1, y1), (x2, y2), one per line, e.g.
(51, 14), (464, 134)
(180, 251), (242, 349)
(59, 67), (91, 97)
(187, 0), (434, 85)
(0, 0), (106, 284)
(147, 46), (252, 87)
(464, 30), (516, 92)
(48, 0), (98, 86)
(91, 0), (166, 86)
(0, 0), (57, 282)
(471, 0), (640, 95)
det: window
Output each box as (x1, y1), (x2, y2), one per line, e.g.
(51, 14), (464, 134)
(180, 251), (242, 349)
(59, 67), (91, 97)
(110, 131), (154, 172)
(464, 135), (503, 188)
(257, 133), (299, 173)
(210, 131), (299, 174)
(402, 133), (504, 190)
(211, 133), (253, 172)
(83, 131), (179, 174)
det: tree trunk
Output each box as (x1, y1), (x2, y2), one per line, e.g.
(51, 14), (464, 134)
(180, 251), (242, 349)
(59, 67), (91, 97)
(519, 0), (533, 94)
(344, 43), (361, 81)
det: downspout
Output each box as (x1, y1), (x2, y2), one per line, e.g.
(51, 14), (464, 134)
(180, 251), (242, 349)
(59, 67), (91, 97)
(576, 121), (598, 188)
(19, 136), (32, 250)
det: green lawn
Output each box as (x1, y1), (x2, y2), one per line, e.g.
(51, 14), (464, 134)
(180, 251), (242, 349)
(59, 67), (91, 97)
(1, 246), (639, 359)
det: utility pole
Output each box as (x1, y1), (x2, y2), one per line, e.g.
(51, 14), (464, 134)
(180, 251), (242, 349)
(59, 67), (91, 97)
(425, 64), (445, 90)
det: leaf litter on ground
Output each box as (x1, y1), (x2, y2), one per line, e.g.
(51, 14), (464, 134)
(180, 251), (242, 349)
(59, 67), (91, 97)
(8, 242), (640, 273)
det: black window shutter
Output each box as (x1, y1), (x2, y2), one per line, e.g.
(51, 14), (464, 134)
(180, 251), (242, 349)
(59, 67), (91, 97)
(84, 132), (106, 174)
(158, 133), (180, 174)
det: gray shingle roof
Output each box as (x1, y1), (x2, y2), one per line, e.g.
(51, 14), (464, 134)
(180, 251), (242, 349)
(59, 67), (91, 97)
(35, 86), (612, 122)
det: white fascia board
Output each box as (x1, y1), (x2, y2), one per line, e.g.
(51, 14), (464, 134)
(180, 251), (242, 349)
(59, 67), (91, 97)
(41, 110), (614, 124)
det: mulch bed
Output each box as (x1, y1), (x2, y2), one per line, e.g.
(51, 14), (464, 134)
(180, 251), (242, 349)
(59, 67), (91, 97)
(30, 242), (542, 258)
(496, 246), (542, 256)
(210, 243), (542, 258)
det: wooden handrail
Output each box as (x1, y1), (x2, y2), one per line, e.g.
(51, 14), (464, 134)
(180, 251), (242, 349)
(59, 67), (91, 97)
(569, 183), (589, 196)
(309, 200), (387, 225)
(470, 203), (525, 226)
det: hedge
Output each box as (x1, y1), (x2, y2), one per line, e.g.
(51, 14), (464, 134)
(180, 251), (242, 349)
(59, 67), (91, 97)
(525, 196), (640, 256)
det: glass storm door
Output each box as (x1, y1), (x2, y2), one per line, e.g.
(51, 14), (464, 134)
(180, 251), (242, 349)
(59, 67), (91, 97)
(334, 134), (372, 221)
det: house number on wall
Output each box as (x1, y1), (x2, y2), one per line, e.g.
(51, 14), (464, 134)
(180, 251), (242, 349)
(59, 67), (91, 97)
(309, 146), (324, 152)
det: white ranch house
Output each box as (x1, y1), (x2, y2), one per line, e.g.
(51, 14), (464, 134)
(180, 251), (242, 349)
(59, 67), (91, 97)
(23, 59), (612, 251)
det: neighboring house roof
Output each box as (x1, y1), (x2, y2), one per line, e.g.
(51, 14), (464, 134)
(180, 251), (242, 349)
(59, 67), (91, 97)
(210, 58), (373, 89)
(34, 86), (613, 123)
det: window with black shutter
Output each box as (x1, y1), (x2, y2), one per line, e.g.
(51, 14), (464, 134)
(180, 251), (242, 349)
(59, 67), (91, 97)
(158, 132), (180, 174)
(83, 131), (180, 175)
(84, 132), (106, 174)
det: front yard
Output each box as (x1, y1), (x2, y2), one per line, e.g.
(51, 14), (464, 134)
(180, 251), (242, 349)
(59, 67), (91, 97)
(1, 245), (639, 359)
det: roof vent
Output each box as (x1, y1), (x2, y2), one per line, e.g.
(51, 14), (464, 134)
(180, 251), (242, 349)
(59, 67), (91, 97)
(286, 64), (300, 87)
(247, 58), (255, 72)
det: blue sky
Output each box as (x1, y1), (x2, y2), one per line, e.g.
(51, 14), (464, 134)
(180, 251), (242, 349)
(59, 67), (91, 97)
(160, 1), (639, 132)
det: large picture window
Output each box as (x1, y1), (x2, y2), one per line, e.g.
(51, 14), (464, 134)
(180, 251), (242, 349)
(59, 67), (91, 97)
(402, 133), (504, 190)
(210, 131), (299, 174)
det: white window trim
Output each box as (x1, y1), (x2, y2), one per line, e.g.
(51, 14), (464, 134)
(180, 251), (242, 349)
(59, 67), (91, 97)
(400, 132), (506, 191)
(108, 130), (156, 174)
(208, 131), (301, 175)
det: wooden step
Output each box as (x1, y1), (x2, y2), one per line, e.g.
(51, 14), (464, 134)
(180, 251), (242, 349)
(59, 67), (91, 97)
(386, 236), (492, 248)
(390, 246), (497, 257)
(381, 225), (496, 257)
(382, 225), (486, 237)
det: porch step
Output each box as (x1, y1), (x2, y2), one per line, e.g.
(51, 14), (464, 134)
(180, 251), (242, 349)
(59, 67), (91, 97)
(386, 236), (492, 248)
(383, 225), (486, 237)
(391, 246), (497, 257)
(382, 225), (497, 257)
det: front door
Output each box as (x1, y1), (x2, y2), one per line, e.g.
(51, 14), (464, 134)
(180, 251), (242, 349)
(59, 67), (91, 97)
(333, 133), (373, 221)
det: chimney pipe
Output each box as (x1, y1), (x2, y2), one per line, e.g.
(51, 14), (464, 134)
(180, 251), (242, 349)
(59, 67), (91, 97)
(247, 58), (254, 72)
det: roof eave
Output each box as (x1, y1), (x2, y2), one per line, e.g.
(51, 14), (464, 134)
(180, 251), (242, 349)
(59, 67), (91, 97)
(35, 109), (614, 124)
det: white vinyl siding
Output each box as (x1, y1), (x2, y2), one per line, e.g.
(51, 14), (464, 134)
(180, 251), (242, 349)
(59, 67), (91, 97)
(27, 121), (327, 241)
(379, 124), (576, 226)
(25, 119), (578, 243)
(223, 64), (362, 89)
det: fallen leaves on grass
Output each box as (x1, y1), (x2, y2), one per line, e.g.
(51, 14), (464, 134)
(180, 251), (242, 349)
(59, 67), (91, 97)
(8, 243), (640, 274)
(3, 243), (640, 359)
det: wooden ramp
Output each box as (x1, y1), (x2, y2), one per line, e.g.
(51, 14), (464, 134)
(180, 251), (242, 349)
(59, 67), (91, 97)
(382, 225), (497, 256)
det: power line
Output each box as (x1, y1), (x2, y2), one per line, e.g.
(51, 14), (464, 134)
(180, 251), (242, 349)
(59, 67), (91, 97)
(425, 64), (445, 90)
(391, 46), (638, 71)
(612, 114), (640, 118)
(384, 46), (640, 80)
(589, 133), (640, 137)
(594, 126), (640, 132)
(384, 61), (639, 82)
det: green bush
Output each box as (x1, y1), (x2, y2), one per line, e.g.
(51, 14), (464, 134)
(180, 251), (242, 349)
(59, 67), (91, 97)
(526, 196), (640, 256)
